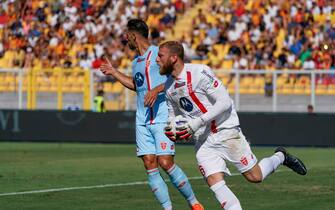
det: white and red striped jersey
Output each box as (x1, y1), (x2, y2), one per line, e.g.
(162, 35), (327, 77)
(165, 63), (240, 141)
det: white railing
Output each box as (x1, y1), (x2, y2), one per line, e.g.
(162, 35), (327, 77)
(0, 68), (24, 109)
(1, 68), (334, 112)
(218, 70), (335, 112)
(121, 69), (335, 113)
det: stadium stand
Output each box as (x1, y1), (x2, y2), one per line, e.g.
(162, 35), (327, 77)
(176, 0), (335, 95)
(0, 0), (334, 110)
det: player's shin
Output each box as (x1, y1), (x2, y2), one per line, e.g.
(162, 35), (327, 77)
(210, 180), (242, 210)
(258, 152), (284, 180)
(147, 168), (172, 209)
(167, 164), (199, 206)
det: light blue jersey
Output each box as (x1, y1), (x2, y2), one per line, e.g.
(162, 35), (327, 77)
(132, 45), (168, 125)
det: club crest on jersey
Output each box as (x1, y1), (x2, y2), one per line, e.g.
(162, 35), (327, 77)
(179, 97), (193, 112)
(240, 156), (248, 166)
(134, 72), (144, 87)
(160, 142), (167, 150)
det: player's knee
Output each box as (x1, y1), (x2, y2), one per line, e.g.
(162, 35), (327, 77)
(243, 165), (263, 183)
(207, 173), (225, 186)
(245, 173), (262, 183)
(142, 155), (158, 169)
(158, 157), (174, 171)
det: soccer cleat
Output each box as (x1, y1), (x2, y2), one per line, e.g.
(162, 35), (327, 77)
(275, 147), (307, 175)
(191, 203), (204, 210)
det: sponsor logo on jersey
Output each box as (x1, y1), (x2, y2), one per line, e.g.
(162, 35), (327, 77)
(160, 142), (167, 150)
(178, 181), (186, 188)
(137, 57), (145, 62)
(240, 156), (249, 166)
(174, 81), (186, 88)
(171, 144), (174, 150)
(170, 91), (178, 96)
(179, 97), (193, 112)
(189, 110), (202, 117)
(201, 69), (215, 82)
(198, 165), (206, 176)
(214, 80), (219, 88)
(134, 72), (144, 87)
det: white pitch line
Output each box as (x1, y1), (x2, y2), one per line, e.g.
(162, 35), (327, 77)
(0, 170), (293, 197)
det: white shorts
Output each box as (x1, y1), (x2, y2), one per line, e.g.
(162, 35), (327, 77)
(195, 127), (257, 178)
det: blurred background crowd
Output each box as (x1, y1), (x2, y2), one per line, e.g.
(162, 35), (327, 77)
(0, 0), (334, 81)
(185, 0), (335, 73)
(0, 0), (193, 71)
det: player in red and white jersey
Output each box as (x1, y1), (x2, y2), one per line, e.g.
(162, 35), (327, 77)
(157, 41), (307, 210)
(164, 61), (239, 146)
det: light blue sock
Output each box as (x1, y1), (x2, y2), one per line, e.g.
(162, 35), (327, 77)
(167, 164), (198, 206)
(147, 168), (172, 210)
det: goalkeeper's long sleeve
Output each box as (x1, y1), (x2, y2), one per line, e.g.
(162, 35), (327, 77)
(190, 84), (232, 132)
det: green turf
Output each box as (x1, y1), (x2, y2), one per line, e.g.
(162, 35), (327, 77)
(0, 143), (334, 210)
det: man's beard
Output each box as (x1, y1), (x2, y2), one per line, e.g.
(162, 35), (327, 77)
(160, 61), (174, 75)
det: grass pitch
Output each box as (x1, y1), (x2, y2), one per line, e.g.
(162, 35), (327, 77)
(0, 143), (334, 210)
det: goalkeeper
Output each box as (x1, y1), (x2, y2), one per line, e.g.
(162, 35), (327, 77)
(156, 41), (307, 210)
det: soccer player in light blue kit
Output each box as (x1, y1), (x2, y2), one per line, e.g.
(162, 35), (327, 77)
(100, 19), (203, 210)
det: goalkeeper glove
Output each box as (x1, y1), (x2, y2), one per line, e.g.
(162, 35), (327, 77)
(164, 121), (177, 142)
(175, 117), (204, 141)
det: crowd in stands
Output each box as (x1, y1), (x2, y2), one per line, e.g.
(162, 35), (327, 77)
(0, 0), (192, 72)
(0, 0), (334, 86)
(183, 0), (335, 74)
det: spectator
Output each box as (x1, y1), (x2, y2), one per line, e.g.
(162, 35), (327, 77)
(307, 104), (314, 114)
(0, 0), (194, 72)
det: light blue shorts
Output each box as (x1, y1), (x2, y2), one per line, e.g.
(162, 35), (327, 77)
(136, 123), (175, 157)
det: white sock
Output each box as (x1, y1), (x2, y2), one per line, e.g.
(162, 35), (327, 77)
(259, 152), (285, 180)
(210, 180), (242, 210)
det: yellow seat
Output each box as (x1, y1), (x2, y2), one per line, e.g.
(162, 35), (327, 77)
(103, 82), (113, 93)
(293, 84), (305, 95)
(38, 84), (51, 92)
(248, 84), (262, 94)
(105, 101), (121, 110)
(239, 86), (249, 94)
(0, 84), (7, 91)
(62, 84), (72, 92)
(6, 85), (15, 92)
(281, 84), (294, 95)
(220, 77), (230, 86)
(304, 85), (311, 95)
(327, 85), (335, 95)
(5, 75), (15, 84)
(112, 82), (124, 94)
(316, 84), (327, 95)
(254, 76), (265, 86)
(50, 85), (57, 92)
(227, 83), (235, 94)
(221, 59), (233, 70)
(70, 85), (83, 92)
(76, 76), (85, 84)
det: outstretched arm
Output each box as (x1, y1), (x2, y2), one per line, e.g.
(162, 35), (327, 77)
(100, 56), (136, 91)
